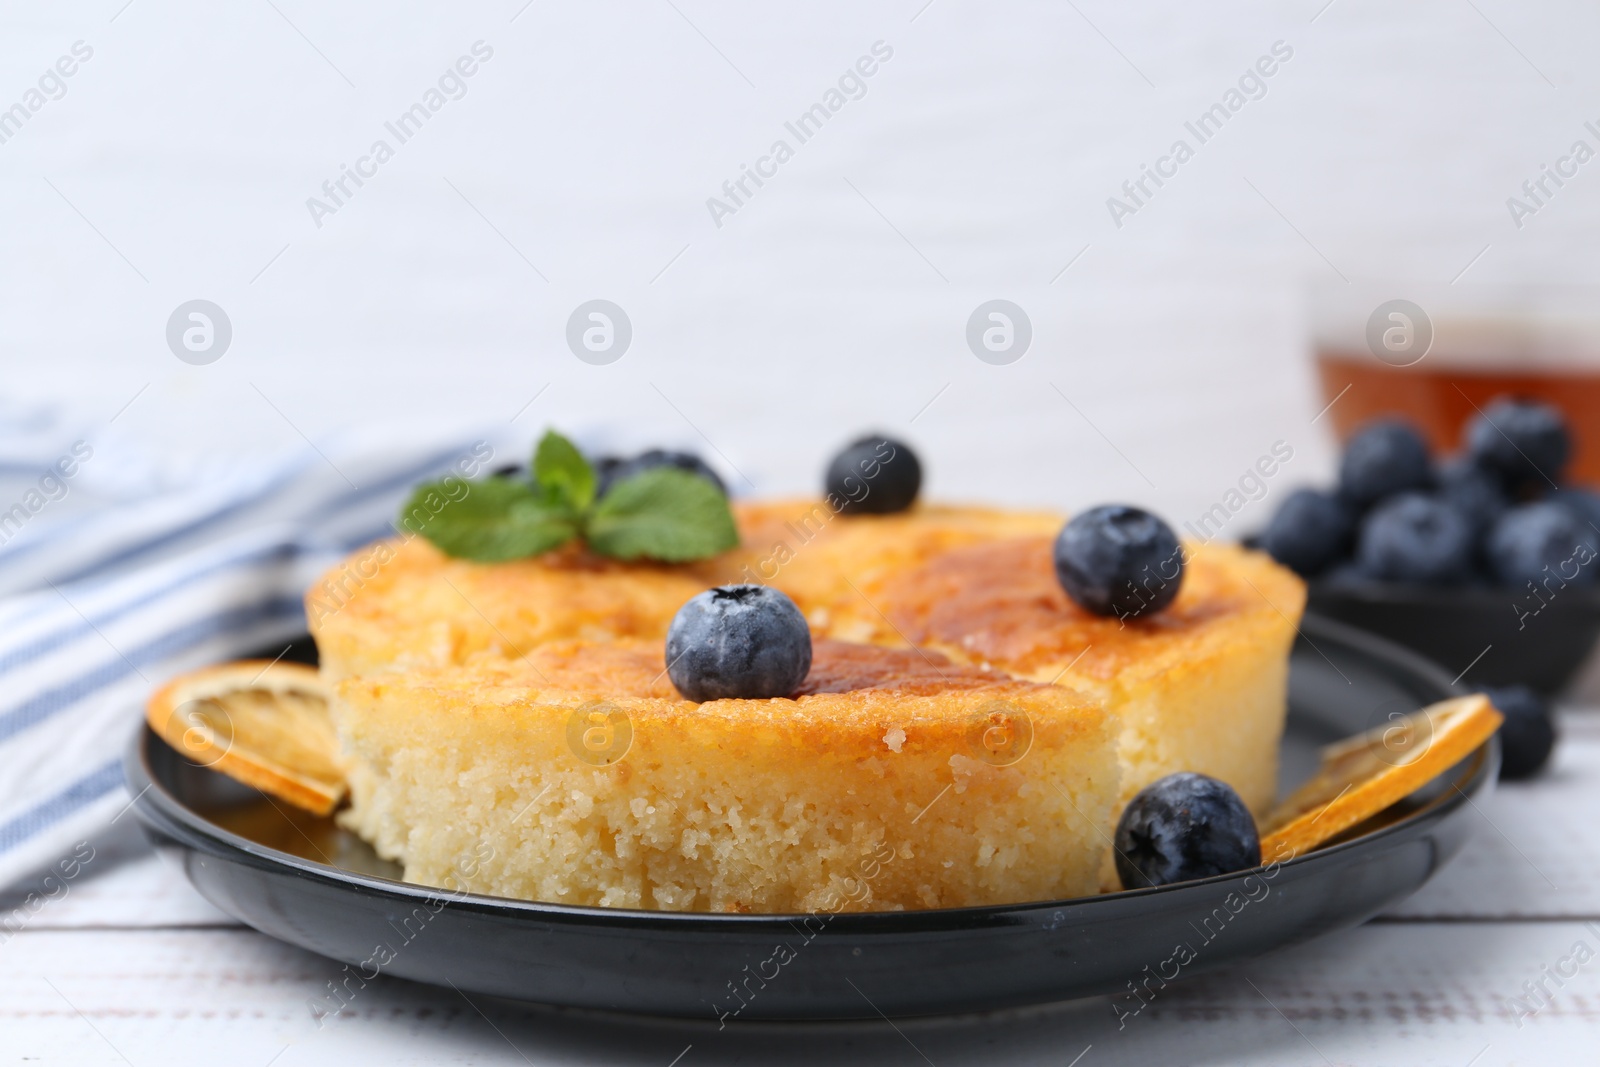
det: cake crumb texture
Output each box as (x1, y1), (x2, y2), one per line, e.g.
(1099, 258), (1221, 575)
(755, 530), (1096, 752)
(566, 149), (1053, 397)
(332, 640), (1119, 912)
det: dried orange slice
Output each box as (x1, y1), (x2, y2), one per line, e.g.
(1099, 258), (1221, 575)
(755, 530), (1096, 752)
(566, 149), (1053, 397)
(146, 660), (345, 815)
(1260, 694), (1502, 861)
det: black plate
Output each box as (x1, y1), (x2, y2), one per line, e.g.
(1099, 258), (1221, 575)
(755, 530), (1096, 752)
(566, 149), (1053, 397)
(127, 615), (1495, 1021)
(1308, 580), (1600, 693)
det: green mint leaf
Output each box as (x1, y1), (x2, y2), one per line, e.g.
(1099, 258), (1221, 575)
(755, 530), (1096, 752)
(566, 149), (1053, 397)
(585, 467), (739, 562)
(533, 430), (596, 512)
(400, 476), (579, 562)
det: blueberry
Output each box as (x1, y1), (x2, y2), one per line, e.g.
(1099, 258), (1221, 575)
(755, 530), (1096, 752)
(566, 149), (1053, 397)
(1436, 456), (1509, 534)
(1550, 486), (1600, 534)
(591, 455), (625, 489)
(1356, 492), (1475, 585)
(824, 435), (922, 515)
(1485, 501), (1600, 589)
(1338, 419), (1432, 508)
(1114, 773), (1261, 890)
(1478, 685), (1557, 780)
(1261, 488), (1355, 577)
(1054, 505), (1184, 619)
(598, 449), (727, 499)
(665, 585), (812, 702)
(1464, 398), (1570, 490)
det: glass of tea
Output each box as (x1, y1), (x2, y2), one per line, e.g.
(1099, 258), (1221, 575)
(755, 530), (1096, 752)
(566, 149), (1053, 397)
(1310, 281), (1600, 486)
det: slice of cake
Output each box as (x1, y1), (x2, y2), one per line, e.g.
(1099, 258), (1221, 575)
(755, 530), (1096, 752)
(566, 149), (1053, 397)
(331, 638), (1118, 912)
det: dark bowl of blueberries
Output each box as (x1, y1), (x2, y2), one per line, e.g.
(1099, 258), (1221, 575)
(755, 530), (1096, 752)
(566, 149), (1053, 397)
(1258, 397), (1600, 696)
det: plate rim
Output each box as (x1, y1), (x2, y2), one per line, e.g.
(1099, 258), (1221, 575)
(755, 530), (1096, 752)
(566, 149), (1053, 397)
(125, 614), (1497, 933)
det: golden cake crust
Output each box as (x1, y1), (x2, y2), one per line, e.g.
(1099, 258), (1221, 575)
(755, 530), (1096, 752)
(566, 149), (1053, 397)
(307, 500), (1063, 682)
(871, 536), (1307, 686)
(307, 536), (709, 682)
(717, 500), (1062, 639)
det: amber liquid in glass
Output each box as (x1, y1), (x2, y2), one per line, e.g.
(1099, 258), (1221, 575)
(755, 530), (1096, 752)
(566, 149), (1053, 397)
(1316, 352), (1600, 486)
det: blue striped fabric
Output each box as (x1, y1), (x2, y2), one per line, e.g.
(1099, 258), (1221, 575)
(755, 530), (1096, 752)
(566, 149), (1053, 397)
(0, 596), (307, 744)
(0, 425), (513, 889)
(0, 759), (123, 854)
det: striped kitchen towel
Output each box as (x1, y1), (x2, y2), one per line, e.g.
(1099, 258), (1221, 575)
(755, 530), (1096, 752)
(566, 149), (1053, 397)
(0, 418), (515, 889)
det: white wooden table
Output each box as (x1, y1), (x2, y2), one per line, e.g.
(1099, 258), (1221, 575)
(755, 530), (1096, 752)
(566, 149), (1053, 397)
(4, 708), (1597, 1066)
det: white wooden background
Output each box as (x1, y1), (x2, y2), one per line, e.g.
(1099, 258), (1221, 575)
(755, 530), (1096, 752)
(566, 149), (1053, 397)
(7, 0), (1600, 1062)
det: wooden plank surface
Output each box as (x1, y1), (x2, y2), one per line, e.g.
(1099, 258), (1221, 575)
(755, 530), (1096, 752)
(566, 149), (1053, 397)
(4, 923), (1600, 1065)
(1387, 712), (1600, 920)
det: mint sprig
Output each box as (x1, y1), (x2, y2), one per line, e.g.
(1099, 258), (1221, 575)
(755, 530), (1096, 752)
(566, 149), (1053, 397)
(587, 466), (739, 562)
(400, 430), (738, 564)
(533, 430), (595, 512)
(399, 476), (579, 561)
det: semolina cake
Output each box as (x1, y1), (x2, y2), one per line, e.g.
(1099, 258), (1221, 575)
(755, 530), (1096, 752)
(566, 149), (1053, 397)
(331, 638), (1119, 912)
(309, 499), (1304, 820)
